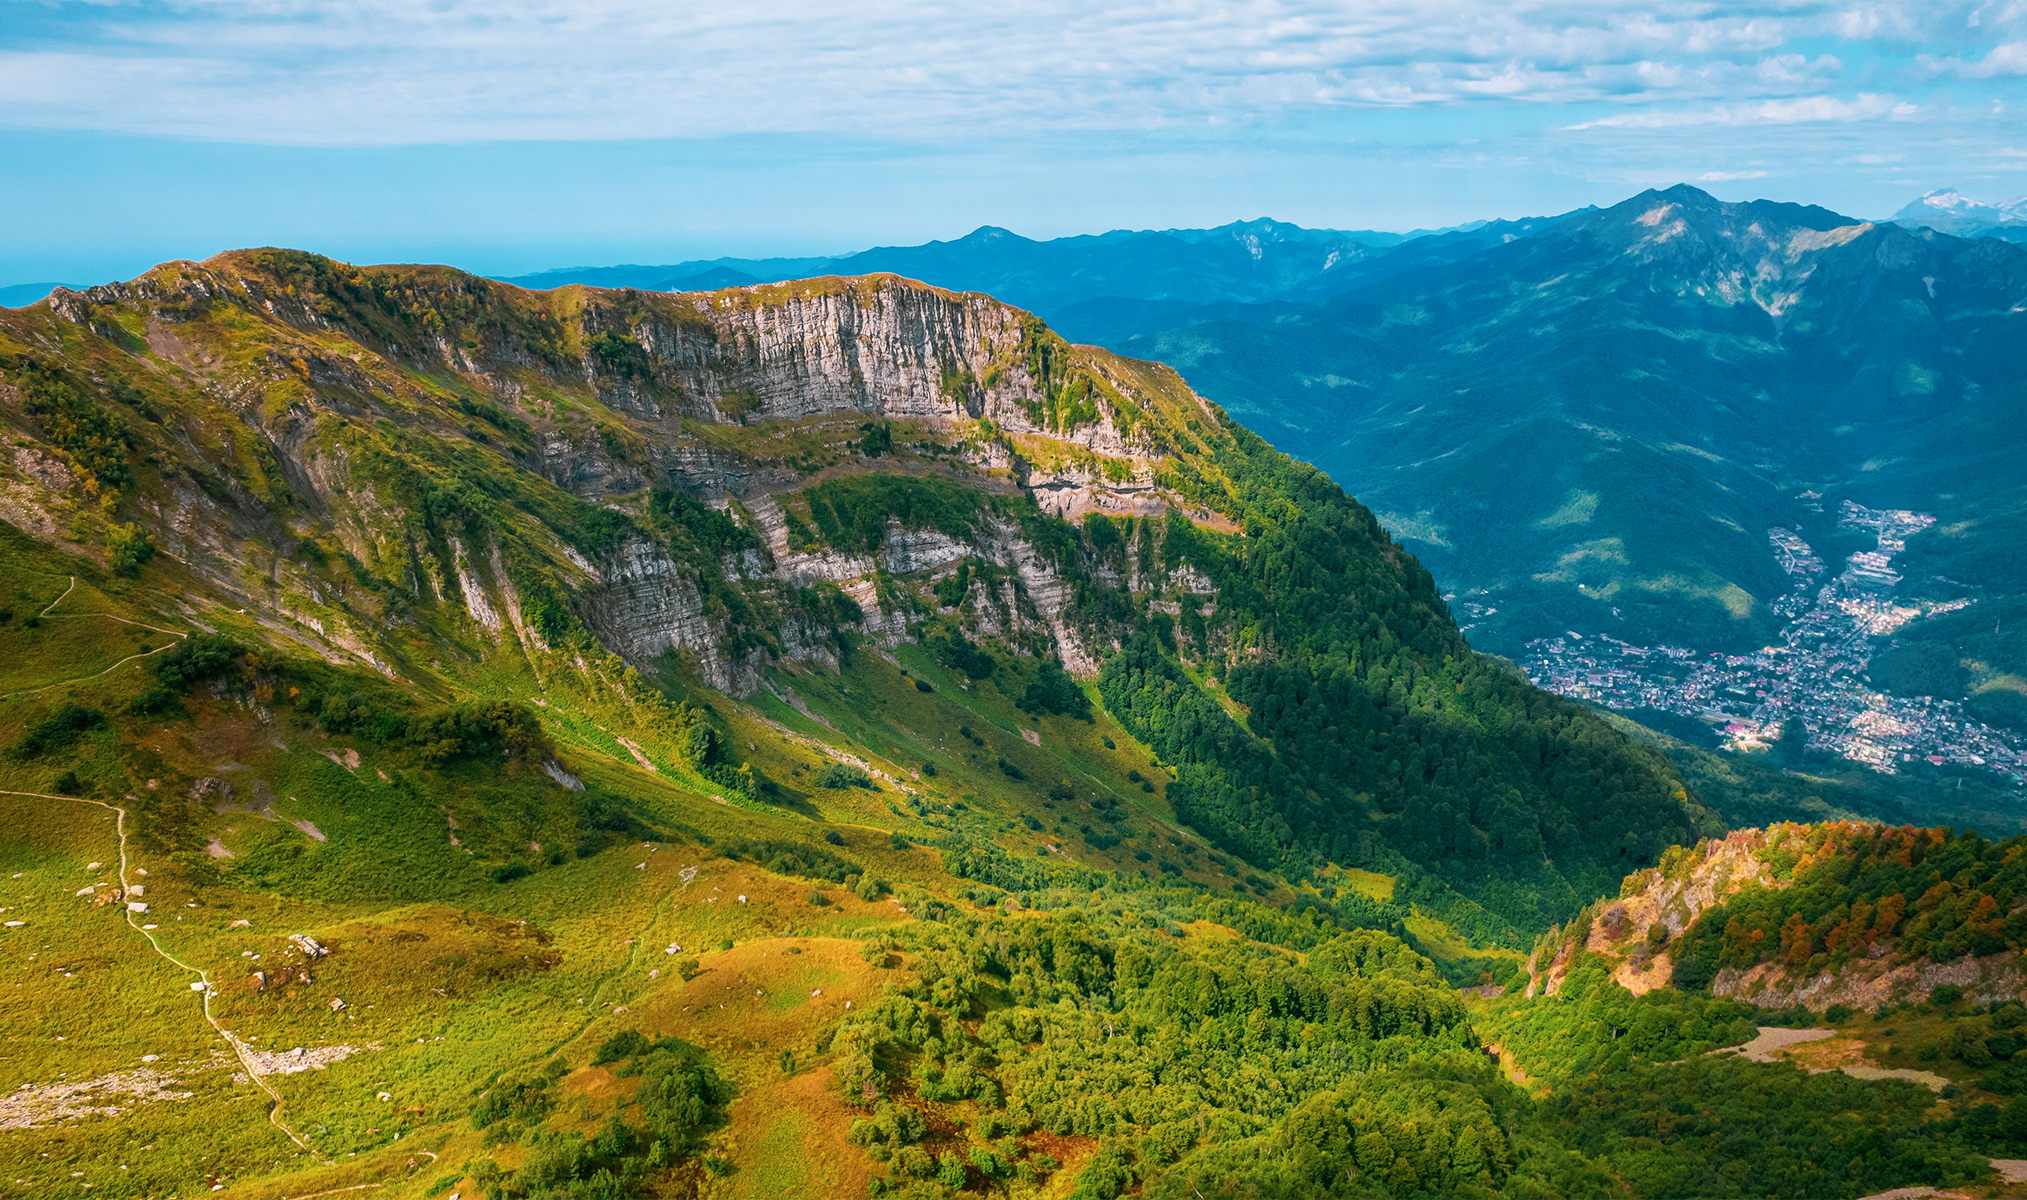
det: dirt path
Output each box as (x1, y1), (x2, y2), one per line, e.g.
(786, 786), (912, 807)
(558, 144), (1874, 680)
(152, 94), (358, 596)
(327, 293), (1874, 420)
(0, 787), (311, 1151)
(3, 575), (190, 700)
(1727, 1026), (1837, 1062)
(1718, 1027), (1950, 1091)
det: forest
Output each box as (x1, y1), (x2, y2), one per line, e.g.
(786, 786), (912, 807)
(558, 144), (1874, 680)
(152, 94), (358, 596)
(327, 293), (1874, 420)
(1667, 822), (2027, 991)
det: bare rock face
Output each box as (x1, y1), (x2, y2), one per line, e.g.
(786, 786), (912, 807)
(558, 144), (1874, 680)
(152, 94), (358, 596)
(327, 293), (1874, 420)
(1713, 950), (2027, 1011)
(495, 278), (1223, 693)
(1532, 823), (2027, 1009)
(6, 260), (1235, 695)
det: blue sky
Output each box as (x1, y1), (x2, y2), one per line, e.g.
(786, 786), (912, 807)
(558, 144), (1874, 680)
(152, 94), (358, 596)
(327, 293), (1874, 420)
(4, 0), (2027, 285)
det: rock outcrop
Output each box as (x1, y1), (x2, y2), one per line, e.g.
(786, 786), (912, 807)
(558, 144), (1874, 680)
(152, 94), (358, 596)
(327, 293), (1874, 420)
(2, 257), (1234, 696)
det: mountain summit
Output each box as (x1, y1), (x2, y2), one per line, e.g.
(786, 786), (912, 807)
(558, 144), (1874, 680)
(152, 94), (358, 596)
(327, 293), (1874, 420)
(1887, 188), (2027, 240)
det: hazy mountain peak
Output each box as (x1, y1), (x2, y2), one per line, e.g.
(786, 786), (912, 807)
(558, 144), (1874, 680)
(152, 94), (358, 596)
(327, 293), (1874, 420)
(1894, 188), (2005, 220)
(954, 224), (1023, 244)
(1884, 189), (2027, 241)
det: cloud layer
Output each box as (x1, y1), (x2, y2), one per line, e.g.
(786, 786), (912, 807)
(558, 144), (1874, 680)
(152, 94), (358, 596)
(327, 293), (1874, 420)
(0, 0), (2022, 145)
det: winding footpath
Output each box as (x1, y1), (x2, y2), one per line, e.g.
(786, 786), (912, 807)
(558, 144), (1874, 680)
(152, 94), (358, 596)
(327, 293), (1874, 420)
(2, 576), (191, 702)
(0, 786), (311, 1151)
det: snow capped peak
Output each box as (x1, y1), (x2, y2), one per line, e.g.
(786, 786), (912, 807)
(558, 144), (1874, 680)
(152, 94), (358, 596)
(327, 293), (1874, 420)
(1889, 189), (2021, 226)
(1919, 188), (1981, 211)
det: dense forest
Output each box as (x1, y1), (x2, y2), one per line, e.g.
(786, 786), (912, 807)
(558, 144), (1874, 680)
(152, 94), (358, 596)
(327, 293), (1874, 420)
(488, 865), (2025, 1200)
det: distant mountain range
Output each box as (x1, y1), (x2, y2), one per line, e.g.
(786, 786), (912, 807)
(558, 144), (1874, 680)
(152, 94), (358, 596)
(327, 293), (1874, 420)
(8, 189), (2024, 716)
(495, 214), (1587, 345)
(1109, 187), (2027, 713)
(0, 281), (73, 307)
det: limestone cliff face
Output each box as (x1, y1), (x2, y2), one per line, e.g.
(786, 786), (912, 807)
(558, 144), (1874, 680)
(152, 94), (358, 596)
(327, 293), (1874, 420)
(4, 258), (1228, 695)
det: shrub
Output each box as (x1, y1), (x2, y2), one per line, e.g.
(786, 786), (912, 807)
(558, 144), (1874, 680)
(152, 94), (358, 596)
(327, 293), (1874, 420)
(914, 678), (934, 693)
(998, 758), (1025, 780)
(717, 836), (862, 883)
(815, 763), (873, 790)
(126, 687), (180, 717)
(593, 1029), (650, 1066)
(106, 523), (153, 575)
(408, 701), (547, 765)
(11, 705), (106, 759)
(934, 632), (996, 679)
(152, 634), (242, 690)
(823, 829), (846, 846)
(1018, 659), (1091, 721)
(492, 863), (531, 884)
(52, 770), (83, 795)
(1935, 985), (1965, 1006)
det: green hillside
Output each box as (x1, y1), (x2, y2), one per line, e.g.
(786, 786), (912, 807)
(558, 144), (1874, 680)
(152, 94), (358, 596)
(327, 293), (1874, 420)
(0, 253), (2014, 1199)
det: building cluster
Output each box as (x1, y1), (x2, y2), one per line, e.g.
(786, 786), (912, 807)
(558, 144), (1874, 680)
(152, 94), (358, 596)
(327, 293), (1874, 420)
(1516, 502), (2024, 785)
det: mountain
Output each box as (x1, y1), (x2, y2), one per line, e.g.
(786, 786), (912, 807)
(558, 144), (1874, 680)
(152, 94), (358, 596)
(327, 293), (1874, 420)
(496, 215), (1588, 346)
(1887, 189), (2027, 243)
(1113, 187), (2027, 690)
(0, 281), (76, 307)
(0, 249), (1785, 1193)
(3, 250), (2025, 1200)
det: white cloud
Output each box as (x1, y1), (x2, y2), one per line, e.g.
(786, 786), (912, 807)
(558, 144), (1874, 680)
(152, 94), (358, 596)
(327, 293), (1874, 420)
(0, 0), (2011, 145)
(1698, 169), (1770, 180)
(1568, 92), (1906, 129)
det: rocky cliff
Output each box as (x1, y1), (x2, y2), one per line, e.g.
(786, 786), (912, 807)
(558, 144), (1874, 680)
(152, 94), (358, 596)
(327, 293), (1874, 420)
(1531, 821), (2027, 1010)
(0, 254), (1235, 696)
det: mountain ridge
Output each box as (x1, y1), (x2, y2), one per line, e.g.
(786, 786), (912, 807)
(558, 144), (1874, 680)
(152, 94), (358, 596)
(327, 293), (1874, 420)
(1, 248), (1705, 940)
(1112, 185), (2027, 668)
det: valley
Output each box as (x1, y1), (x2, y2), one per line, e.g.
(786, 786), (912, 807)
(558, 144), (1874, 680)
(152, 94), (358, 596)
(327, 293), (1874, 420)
(2, 243), (2027, 1200)
(1525, 501), (2026, 786)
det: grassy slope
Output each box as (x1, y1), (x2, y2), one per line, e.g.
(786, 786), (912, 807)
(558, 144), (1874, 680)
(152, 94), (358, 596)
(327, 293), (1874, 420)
(0, 516), (1307, 1197)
